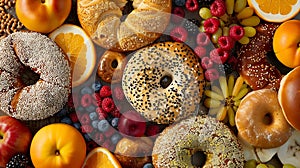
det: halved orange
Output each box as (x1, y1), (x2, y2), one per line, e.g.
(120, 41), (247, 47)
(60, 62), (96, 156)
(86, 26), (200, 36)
(82, 147), (122, 168)
(49, 24), (96, 87)
(248, 0), (300, 22)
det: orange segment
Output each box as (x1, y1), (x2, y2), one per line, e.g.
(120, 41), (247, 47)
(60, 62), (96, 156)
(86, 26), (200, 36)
(82, 147), (122, 168)
(49, 24), (96, 87)
(248, 0), (300, 22)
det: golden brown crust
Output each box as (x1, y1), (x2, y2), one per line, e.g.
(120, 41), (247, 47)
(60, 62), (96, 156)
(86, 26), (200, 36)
(97, 50), (127, 83)
(278, 66), (300, 131)
(77, 0), (172, 52)
(122, 42), (205, 124)
(0, 32), (71, 120)
(237, 23), (282, 90)
(236, 89), (293, 148)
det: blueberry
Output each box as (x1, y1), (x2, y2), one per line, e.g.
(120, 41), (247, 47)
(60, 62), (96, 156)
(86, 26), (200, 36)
(61, 117), (72, 125)
(55, 107), (68, 117)
(92, 81), (102, 92)
(83, 133), (92, 142)
(97, 119), (110, 132)
(89, 112), (98, 121)
(173, 0), (186, 6)
(73, 122), (81, 130)
(80, 86), (93, 95)
(110, 133), (122, 145)
(92, 120), (99, 128)
(143, 163), (154, 168)
(85, 105), (96, 112)
(111, 118), (119, 128)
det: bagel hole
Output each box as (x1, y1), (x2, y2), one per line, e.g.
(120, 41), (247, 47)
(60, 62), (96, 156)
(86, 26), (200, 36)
(21, 67), (40, 86)
(41, 0), (45, 3)
(160, 74), (172, 89)
(121, 1), (134, 22)
(111, 59), (118, 69)
(191, 151), (207, 167)
(263, 113), (273, 125)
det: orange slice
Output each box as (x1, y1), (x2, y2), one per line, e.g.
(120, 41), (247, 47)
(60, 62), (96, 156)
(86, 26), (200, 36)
(82, 147), (122, 168)
(248, 0), (300, 22)
(49, 24), (96, 87)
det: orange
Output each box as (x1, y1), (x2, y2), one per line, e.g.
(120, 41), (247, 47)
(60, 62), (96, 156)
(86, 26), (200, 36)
(30, 123), (87, 168)
(247, 0), (300, 22)
(82, 147), (122, 168)
(273, 20), (300, 68)
(49, 24), (96, 87)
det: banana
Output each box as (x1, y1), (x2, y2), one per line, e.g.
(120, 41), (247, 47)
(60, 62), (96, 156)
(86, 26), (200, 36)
(236, 7), (254, 20)
(225, 0), (235, 15)
(232, 76), (244, 96)
(228, 74), (235, 96)
(219, 76), (229, 98)
(216, 106), (227, 121)
(204, 90), (224, 101)
(228, 106), (235, 126)
(204, 98), (221, 108)
(240, 16), (260, 27)
(212, 85), (223, 95)
(233, 87), (249, 101)
(234, 0), (247, 13)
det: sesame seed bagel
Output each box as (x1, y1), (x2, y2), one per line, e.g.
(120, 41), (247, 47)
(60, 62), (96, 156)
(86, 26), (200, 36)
(152, 115), (245, 167)
(122, 42), (205, 124)
(77, 0), (172, 52)
(0, 32), (71, 120)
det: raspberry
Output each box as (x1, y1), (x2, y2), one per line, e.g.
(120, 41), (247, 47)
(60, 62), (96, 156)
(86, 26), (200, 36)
(209, 48), (229, 64)
(113, 86), (125, 101)
(229, 25), (245, 41)
(173, 0), (186, 6)
(203, 18), (220, 34)
(104, 126), (115, 138)
(218, 36), (235, 51)
(196, 32), (211, 46)
(210, 0), (226, 17)
(69, 112), (79, 123)
(193, 46), (207, 58)
(201, 56), (214, 70)
(170, 26), (188, 42)
(81, 94), (93, 108)
(185, 0), (199, 12)
(171, 7), (185, 23)
(92, 92), (102, 107)
(79, 113), (91, 125)
(81, 124), (93, 133)
(93, 132), (105, 144)
(111, 108), (121, 118)
(101, 139), (114, 151)
(184, 19), (200, 35)
(205, 68), (220, 81)
(145, 125), (160, 137)
(96, 107), (108, 119)
(101, 97), (115, 113)
(99, 85), (112, 98)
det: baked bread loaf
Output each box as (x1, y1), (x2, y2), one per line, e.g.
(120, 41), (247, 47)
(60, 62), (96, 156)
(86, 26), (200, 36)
(77, 0), (172, 52)
(0, 32), (71, 120)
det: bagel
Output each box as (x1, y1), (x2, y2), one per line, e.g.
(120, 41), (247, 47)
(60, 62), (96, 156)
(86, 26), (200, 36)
(97, 50), (127, 83)
(77, 0), (172, 52)
(236, 89), (293, 148)
(152, 115), (245, 167)
(122, 42), (205, 124)
(278, 66), (300, 131)
(237, 23), (282, 90)
(0, 32), (71, 120)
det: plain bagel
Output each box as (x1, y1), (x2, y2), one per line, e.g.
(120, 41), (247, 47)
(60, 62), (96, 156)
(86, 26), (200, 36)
(77, 0), (172, 52)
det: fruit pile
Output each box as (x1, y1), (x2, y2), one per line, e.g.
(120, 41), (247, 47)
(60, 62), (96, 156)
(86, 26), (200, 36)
(0, 0), (299, 167)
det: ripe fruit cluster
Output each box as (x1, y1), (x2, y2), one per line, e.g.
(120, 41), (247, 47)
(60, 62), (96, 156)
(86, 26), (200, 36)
(244, 159), (296, 168)
(204, 74), (251, 126)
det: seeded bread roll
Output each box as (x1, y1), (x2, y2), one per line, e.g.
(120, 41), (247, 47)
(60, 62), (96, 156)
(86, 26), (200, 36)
(0, 32), (71, 120)
(152, 115), (245, 167)
(122, 42), (205, 124)
(77, 0), (172, 52)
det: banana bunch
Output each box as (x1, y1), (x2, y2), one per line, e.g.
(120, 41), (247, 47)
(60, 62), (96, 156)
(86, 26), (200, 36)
(204, 74), (251, 126)
(224, 0), (260, 44)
